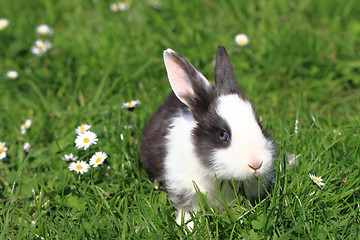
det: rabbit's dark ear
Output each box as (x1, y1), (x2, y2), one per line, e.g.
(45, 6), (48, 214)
(163, 49), (214, 108)
(214, 46), (241, 95)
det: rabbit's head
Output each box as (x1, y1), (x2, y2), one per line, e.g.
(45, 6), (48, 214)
(163, 46), (276, 182)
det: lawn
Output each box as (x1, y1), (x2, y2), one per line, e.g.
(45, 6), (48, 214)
(0, 0), (359, 238)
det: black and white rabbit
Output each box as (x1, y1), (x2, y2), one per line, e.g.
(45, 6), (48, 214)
(140, 46), (276, 228)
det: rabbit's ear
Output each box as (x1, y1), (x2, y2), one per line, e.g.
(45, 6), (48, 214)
(163, 49), (214, 108)
(214, 46), (241, 95)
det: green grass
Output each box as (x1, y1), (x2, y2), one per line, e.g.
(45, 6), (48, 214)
(0, 0), (359, 238)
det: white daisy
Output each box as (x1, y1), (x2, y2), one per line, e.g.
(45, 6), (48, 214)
(24, 119), (32, 129)
(0, 19), (9, 31)
(89, 151), (107, 167)
(75, 131), (98, 150)
(20, 125), (26, 135)
(110, 1), (130, 12)
(23, 142), (31, 153)
(21, 119), (32, 135)
(0, 142), (8, 160)
(31, 39), (52, 56)
(5, 70), (18, 80)
(121, 100), (141, 110)
(75, 124), (91, 135)
(61, 153), (78, 161)
(118, 2), (131, 11)
(309, 173), (325, 188)
(110, 3), (119, 12)
(69, 161), (90, 174)
(36, 24), (54, 36)
(234, 33), (249, 47)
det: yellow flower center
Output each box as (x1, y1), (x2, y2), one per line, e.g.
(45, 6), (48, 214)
(313, 178), (320, 183)
(110, 4), (118, 12)
(76, 164), (83, 170)
(127, 102), (133, 107)
(0, 23), (6, 29)
(40, 29), (47, 35)
(95, 157), (102, 163)
(38, 43), (45, 51)
(36, 195), (40, 200)
(25, 124), (30, 129)
(80, 126), (85, 132)
(83, 137), (90, 143)
(237, 39), (246, 46)
(0, 147), (3, 154)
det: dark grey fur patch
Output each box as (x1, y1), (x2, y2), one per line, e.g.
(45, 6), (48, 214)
(166, 49), (218, 123)
(214, 46), (245, 98)
(192, 100), (233, 167)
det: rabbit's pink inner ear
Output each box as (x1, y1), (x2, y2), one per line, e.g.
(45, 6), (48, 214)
(164, 50), (195, 106)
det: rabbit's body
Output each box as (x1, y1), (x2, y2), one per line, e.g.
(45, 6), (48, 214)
(140, 46), (276, 227)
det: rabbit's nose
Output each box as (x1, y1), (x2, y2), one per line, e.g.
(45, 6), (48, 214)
(248, 159), (263, 171)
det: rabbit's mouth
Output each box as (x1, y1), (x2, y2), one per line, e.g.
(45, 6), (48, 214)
(248, 161), (263, 176)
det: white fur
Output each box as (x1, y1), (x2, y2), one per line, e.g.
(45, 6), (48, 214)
(164, 109), (202, 226)
(164, 109), (219, 200)
(213, 95), (274, 180)
(214, 95), (274, 200)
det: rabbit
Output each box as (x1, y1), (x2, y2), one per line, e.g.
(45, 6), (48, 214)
(140, 46), (276, 228)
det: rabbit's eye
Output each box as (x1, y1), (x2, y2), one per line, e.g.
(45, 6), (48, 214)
(219, 129), (229, 143)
